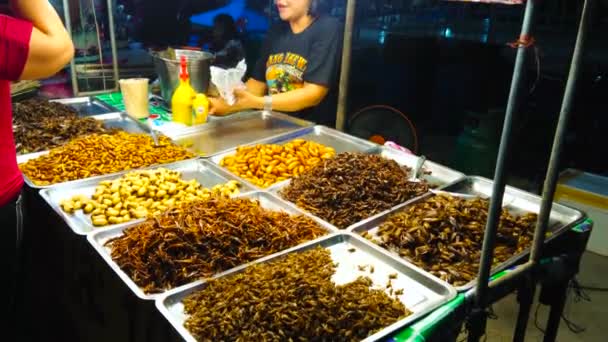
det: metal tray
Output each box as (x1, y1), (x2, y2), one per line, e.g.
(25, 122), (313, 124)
(145, 107), (264, 137)
(170, 111), (313, 157)
(52, 96), (118, 116)
(22, 157), (200, 190)
(268, 148), (465, 229)
(86, 191), (338, 300)
(16, 151), (48, 165)
(16, 112), (148, 176)
(210, 125), (380, 190)
(90, 112), (148, 133)
(374, 146), (465, 188)
(350, 176), (586, 292)
(155, 232), (456, 342)
(40, 159), (255, 235)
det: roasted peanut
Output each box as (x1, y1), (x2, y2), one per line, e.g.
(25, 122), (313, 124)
(59, 167), (241, 227)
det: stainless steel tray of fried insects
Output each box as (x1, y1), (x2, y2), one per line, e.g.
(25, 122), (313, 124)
(155, 232), (456, 342)
(350, 176), (585, 292)
(86, 191), (338, 300)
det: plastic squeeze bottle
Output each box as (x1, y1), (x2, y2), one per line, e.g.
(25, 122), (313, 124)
(192, 93), (209, 125)
(171, 56), (195, 125)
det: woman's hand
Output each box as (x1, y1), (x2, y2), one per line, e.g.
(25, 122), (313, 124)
(234, 88), (263, 110)
(208, 96), (233, 116)
(209, 89), (263, 115)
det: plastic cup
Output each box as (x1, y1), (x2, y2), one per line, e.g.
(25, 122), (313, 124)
(119, 78), (149, 119)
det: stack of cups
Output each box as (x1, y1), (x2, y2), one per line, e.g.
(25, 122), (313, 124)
(119, 78), (150, 119)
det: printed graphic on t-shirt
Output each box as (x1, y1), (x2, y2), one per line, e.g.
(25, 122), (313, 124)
(265, 52), (308, 94)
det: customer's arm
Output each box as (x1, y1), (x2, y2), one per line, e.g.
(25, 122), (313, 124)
(10, 0), (74, 80)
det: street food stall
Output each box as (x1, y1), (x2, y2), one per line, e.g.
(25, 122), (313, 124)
(14, 0), (594, 341)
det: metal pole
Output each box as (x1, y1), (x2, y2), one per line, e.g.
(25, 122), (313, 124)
(475, 0), (537, 308)
(468, 1), (537, 341)
(513, 275), (535, 342)
(485, 0), (592, 303)
(106, 0), (120, 91)
(335, 0), (357, 131)
(63, 0), (79, 95)
(529, 0), (593, 264)
(543, 280), (569, 342)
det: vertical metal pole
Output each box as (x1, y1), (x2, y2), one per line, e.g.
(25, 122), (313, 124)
(106, 0), (120, 90)
(63, 0), (79, 95)
(513, 275), (535, 342)
(335, 0), (356, 131)
(543, 280), (569, 342)
(475, 0), (537, 307)
(468, 1), (537, 341)
(529, 0), (593, 264)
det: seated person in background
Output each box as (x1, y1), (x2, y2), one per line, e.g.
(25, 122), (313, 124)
(209, 14), (245, 68)
(208, 0), (342, 127)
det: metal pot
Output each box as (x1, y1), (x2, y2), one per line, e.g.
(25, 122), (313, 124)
(150, 50), (214, 103)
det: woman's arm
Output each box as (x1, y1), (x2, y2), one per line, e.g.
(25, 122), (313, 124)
(246, 78), (266, 96)
(209, 81), (327, 115)
(238, 82), (328, 112)
(10, 0), (74, 80)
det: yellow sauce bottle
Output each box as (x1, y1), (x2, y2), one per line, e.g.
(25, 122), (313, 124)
(192, 93), (209, 125)
(171, 56), (195, 125)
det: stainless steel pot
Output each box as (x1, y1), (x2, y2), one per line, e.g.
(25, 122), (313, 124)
(150, 50), (214, 103)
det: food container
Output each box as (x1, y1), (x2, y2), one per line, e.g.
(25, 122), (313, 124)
(151, 49), (213, 103)
(155, 233), (456, 342)
(170, 111), (313, 156)
(118, 78), (150, 119)
(40, 159), (253, 235)
(211, 125), (380, 190)
(350, 176), (586, 291)
(86, 191), (338, 300)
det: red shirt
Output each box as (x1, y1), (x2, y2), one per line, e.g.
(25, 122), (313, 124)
(0, 15), (32, 206)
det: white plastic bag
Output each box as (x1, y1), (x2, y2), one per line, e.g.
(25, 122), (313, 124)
(210, 59), (247, 105)
(384, 141), (414, 155)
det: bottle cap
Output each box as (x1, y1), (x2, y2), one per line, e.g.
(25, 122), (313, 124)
(179, 56), (189, 81)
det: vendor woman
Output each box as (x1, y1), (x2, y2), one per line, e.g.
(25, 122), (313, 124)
(0, 0), (73, 332)
(208, 0), (342, 127)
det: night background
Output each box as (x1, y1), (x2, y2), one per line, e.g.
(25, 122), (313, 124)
(55, 0), (608, 189)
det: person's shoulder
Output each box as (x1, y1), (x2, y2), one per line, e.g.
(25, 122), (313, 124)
(267, 21), (290, 37)
(314, 16), (341, 31)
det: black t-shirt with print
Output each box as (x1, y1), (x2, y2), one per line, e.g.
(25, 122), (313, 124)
(251, 16), (342, 126)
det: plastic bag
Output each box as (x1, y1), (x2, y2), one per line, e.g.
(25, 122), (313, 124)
(210, 60), (247, 105)
(384, 141), (414, 155)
